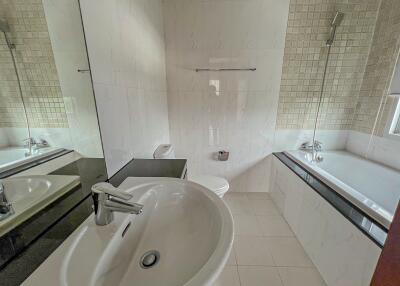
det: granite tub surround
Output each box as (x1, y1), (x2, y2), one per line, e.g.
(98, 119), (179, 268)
(0, 149), (72, 179)
(270, 155), (382, 286)
(164, 0), (290, 193)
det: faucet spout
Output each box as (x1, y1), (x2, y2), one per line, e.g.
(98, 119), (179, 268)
(105, 197), (143, 214)
(91, 182), (143, 226)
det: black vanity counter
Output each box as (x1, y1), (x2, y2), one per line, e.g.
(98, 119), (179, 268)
(0, 157), (186, 286)
(109, 158), (187, 186)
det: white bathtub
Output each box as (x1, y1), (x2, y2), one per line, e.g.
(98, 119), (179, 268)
(0, 147), (65, 174)
(285, 150), (400, 229)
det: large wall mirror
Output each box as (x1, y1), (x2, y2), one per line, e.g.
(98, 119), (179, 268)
(0, 0), (103, 174)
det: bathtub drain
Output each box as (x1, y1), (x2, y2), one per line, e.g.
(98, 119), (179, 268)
(140, 250), (160, 269)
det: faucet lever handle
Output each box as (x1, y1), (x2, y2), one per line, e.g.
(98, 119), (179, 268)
(91, 182), (133, 201)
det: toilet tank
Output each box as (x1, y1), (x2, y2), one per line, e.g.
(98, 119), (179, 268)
(153, 144), (176, 159)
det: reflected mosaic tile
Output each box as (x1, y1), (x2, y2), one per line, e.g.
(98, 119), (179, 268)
(0, 0), (68, 128)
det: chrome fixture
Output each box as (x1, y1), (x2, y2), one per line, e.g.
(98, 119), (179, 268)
(195, 68), (256, 72)
(23, 138), (50, 156)
(140, 250), (160, 269)
(300, 141), (323, 162)
(300, 141), (322, 152)
(310, 11), (344, 161)
(326, 12), (344, 47)
(1, 18), (32, 142)
(77, 68), (90, 73)
(0, 181), (14, 221)
(91, 182), (143, 226)
(217, 150), (229, 161)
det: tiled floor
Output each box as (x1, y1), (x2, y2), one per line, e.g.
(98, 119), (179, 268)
(213, 192), (326, 286)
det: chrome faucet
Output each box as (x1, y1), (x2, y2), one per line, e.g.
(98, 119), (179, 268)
(23, 137), (36, 156)
(0, 181), (14, 220)
(300, 140), (322, 152)
(300, 140), (323, 162)
(91, 182), (143, 226)
(23, 138), (49, 156)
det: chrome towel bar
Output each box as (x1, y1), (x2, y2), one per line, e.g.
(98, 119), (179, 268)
(195, 68), (256, 72)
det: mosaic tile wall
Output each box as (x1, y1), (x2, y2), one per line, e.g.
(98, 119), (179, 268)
(0, 0), (68, 128)
(352, 0), (400, 136)
(276, 0), (381, 130)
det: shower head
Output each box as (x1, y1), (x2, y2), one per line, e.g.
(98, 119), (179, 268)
(0, 19), (10, 33)
(326, 11), (344, 46)
(331, 12), (344, 27)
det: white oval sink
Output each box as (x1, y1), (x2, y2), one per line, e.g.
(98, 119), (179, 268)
(24, 177), (234, 286)
(4, 177), (52, 205)
(0, 175), (80, 236)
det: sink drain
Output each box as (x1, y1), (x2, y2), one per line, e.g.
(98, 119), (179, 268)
(140, 250), (160, 269)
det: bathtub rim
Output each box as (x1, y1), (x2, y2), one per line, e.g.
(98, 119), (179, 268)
(0, 149), (73, 179)
(274, 152), (387, 248)
(284, 150), (393, 230)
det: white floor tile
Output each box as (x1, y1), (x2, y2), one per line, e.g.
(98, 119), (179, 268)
(234, 236), (274, 266)
(226, 248), (237, 265)
(238, 266), (283, 286)
(225, 192), (249, 199)
(257, 216), (294, 237)
(212, 266), (240, 286)
(223, 193), (325, 286)
(246, 192), (271, 201)
(249, 199), (279, 215)
(233, 215), (262, 236)
(266, 237), (313, 267)
(224, 195), (253, 215)
(278, 267), (326, 286)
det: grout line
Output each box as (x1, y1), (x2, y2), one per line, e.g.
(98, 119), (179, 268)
(235, 264), (242, 286)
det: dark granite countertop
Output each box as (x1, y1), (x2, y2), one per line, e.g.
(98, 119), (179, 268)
(109, 158), (187, 186)
(0, 157), (186, 286)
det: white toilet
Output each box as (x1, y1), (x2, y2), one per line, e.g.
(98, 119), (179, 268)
(153, 144), (230, 198)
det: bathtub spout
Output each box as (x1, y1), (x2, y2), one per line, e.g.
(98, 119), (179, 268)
(300, 141), (323, 162)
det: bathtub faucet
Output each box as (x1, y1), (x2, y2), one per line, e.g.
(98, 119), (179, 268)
(23, 138), (50, 156)
(300, 140), (322, 152)
(300, 140), (323, 162)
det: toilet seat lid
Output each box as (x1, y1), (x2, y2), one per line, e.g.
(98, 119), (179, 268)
(190, 175), (229, 193)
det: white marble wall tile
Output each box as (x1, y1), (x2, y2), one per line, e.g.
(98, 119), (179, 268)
(0, 129), (10, 148)
(273, 129), (349, 152)
(164, 0), (290, 192)
(43, 0), (104, 158)
(346, 130), (400, 171)
(81, 0), (170, 176)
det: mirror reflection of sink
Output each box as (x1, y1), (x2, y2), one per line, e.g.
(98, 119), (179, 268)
(24, 177), (234, 286)
(4, 177), (52, 206)
(0, 175), (80, 236)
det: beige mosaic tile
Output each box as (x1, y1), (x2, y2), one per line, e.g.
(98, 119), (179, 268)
(0, 0), (68, 128)
(276, 0), (380, 130)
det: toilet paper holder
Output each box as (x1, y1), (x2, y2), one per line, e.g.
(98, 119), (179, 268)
(217, 150), (229, 161)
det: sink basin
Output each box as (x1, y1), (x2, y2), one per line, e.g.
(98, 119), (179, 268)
(0, 175), (80, 236)
(23, 177), (234, 286)
(5, 177), (52, 206)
